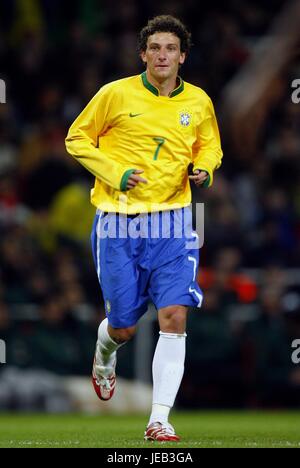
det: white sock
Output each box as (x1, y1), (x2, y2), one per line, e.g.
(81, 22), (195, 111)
(149, 331), (187, 425)
(149, 403), (171, 425)
(96, 318), (124, 372)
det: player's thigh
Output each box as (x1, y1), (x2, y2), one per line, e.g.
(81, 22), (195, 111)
(149, 238), (203, 310)
(91, 214), (150, 327)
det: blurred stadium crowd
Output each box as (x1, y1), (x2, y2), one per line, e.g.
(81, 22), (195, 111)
(0, 0), (300, 409)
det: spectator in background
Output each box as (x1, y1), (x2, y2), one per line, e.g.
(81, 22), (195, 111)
(242, 285), (300, 407)
(181, 287), (245, 408)
(29, 293), (93, 375)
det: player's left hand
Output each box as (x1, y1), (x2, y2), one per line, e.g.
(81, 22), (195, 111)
(189, 170), (208, 187)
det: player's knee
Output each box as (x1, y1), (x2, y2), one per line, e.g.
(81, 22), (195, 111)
(108, 325), (137, 343)
(159, 307), (187, 334)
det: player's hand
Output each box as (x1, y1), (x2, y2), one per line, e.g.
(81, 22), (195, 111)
(126, 170), (148, 190)
(189, 170), (209, 187)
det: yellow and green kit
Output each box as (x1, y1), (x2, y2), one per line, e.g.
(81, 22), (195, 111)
(65, 72), (223, 214)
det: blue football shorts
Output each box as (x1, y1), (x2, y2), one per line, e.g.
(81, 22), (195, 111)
(90, 208), (203, 328)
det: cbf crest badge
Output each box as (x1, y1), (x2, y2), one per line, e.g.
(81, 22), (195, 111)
(179, 110), (192, 127)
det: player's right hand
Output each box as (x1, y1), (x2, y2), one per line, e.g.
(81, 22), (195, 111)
(126, 170), (148, 190)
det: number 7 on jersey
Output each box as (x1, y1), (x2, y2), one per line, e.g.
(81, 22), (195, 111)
(153, 137), (166, 161)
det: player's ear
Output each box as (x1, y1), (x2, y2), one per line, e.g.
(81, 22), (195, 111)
(140, 51), (147, 65)
(179, 52), (186, 65)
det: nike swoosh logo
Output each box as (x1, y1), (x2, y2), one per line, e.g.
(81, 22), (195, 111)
(129, 113), (143, 118)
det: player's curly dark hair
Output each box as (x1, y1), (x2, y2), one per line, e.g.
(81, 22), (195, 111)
(138, 15), (192, 54)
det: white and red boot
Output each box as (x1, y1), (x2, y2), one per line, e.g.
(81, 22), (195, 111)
(144, 422), (180, 442)
(92, 353), (116, 401)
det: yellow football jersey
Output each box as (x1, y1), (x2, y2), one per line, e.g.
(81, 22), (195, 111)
(65, 72), (223, 214)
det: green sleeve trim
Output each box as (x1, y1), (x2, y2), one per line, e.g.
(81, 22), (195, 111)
(120, 169), (136, 192)
(194, 169), (211, 188)
(201, 174), (211, 188)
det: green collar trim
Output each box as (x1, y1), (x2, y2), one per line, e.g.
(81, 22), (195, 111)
(142, 72), (159, 96)
(170, 78), (184, 97)
(141, 71), (184, 98)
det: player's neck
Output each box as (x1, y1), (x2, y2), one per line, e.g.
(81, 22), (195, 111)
(146, 70), (178, 97)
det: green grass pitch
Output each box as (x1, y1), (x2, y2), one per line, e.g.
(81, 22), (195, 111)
(0, 411), (299, 448)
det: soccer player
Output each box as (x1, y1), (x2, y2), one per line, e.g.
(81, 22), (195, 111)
(65, 15), (223, 442)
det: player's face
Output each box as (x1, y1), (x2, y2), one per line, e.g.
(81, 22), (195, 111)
(141, 32), (186, 82)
